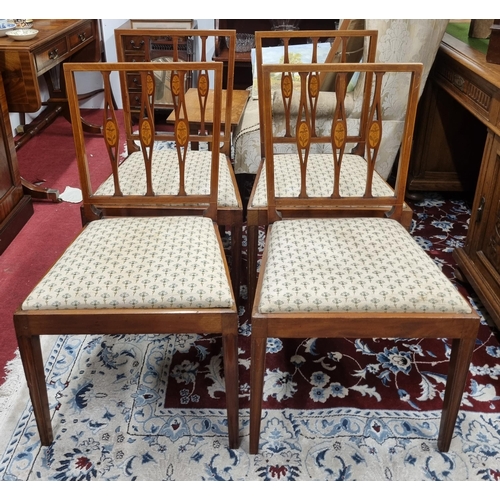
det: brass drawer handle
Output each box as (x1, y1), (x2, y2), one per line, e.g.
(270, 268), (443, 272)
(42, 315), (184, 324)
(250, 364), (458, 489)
(78, 32), (87, 42)
(130, 39), (145, 50)
(49, 48), (59, 60)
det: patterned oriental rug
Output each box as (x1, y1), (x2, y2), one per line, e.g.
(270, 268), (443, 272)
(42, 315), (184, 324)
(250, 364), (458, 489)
(1, 193), (500, 481)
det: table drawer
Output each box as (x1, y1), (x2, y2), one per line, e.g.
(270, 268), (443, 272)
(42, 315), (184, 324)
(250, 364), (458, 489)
(34, 38), (69, 74)
(129, 92), (142, 109)
(123, 53), (148, 63)
(126, 73), (143, 90)
(69, 20), (95, 51)
(121, 35), (147, 52)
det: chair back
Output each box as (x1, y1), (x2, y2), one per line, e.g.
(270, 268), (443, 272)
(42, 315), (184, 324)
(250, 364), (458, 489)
(254, 30), (378, 158)
(260, 61), (423, 224)
(64, 61), (224, 222)
(116, 29), (236, 156)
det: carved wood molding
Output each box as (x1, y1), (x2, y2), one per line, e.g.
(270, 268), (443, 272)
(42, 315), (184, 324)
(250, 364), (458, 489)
(438, 64), (492, 113)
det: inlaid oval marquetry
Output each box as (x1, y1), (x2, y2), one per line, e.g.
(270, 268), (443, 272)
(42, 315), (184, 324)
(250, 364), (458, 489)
(176, 119), (189, 146)
(308, 74), (319, 97)
(171, 73), (181, 96)
(146, 74), (154, 96)
(368, 122), (381, 148)
(141, 120), (153, 146)
(105, 120), (118, 147)
(334, 121), (346, 148)
(282, 74), (293, 98)
(297, 121), (310, 149)
(198, 74), (208, 96)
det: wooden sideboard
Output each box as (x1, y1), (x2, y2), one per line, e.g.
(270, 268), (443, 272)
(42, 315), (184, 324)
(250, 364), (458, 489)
(0, 72), (33, 254)
(420, 34), (500, 328)
(408, 32), (497, 194)
(0, 19), (101, 201)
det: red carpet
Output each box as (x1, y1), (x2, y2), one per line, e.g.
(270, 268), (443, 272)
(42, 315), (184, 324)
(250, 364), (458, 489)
(0, 110), (115, 383)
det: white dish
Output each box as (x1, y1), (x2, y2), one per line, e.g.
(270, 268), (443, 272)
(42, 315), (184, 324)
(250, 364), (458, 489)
(0, 22), (16, 37)
(5, 28), (38, 41)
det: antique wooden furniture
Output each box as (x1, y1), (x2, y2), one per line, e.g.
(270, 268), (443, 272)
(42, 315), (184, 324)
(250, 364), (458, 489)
(246, 29), (386, 305)
(0, 72), (33, 254)
(419, 34), (500, 331)
(233, 20), (448, 178)
(14, 60), (240, 449)
(248, 61), (479, 454)
(407, 33), (493, 193)
(114, 19), (197, 124)
(166, 87), (249, 150)
(0, 19), (101, 201)
(110, 29), (243, 295)
(215, 20), (339, 89)
(406, 29), (500, 329)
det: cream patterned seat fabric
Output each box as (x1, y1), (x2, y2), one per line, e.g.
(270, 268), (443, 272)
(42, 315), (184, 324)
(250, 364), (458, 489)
(22, 217), (234, 311)
(258, 217), (473, 314)
(94, 150), (239, 208)
(250, 153), (395, 208)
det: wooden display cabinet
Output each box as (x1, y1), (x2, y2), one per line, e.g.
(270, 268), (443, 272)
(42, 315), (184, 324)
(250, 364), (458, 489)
(0, 73), (33, 254)
(215, 19), (339, 89)
(115, 19), (197, 122)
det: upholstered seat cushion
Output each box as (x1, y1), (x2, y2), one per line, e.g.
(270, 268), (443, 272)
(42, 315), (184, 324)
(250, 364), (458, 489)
(258, 218), (473, 314)
(22, 217), (234, 311)
(94, 150), (239, 208)
(250, 153), (395, 208)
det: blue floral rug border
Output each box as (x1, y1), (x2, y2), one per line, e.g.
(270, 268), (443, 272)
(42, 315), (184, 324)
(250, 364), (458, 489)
(1, 333), (500, 480)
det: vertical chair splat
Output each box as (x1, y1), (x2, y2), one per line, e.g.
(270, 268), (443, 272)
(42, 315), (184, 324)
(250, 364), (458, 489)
(170, 70), (190, 197)
(296, 72), (312, 199)
(363, 71), (384, 199)
(139, 71), (156, 197)
(102, 71), (122, 198)
(331, 71), (348, 199)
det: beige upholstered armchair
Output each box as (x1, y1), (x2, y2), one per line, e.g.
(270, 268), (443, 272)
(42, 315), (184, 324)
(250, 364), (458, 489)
(233, 19), (449, 180)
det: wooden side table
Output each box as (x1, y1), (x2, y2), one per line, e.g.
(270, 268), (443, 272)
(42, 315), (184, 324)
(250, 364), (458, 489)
(166, 88), (249, 150)
(0, 19), (101, 201)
